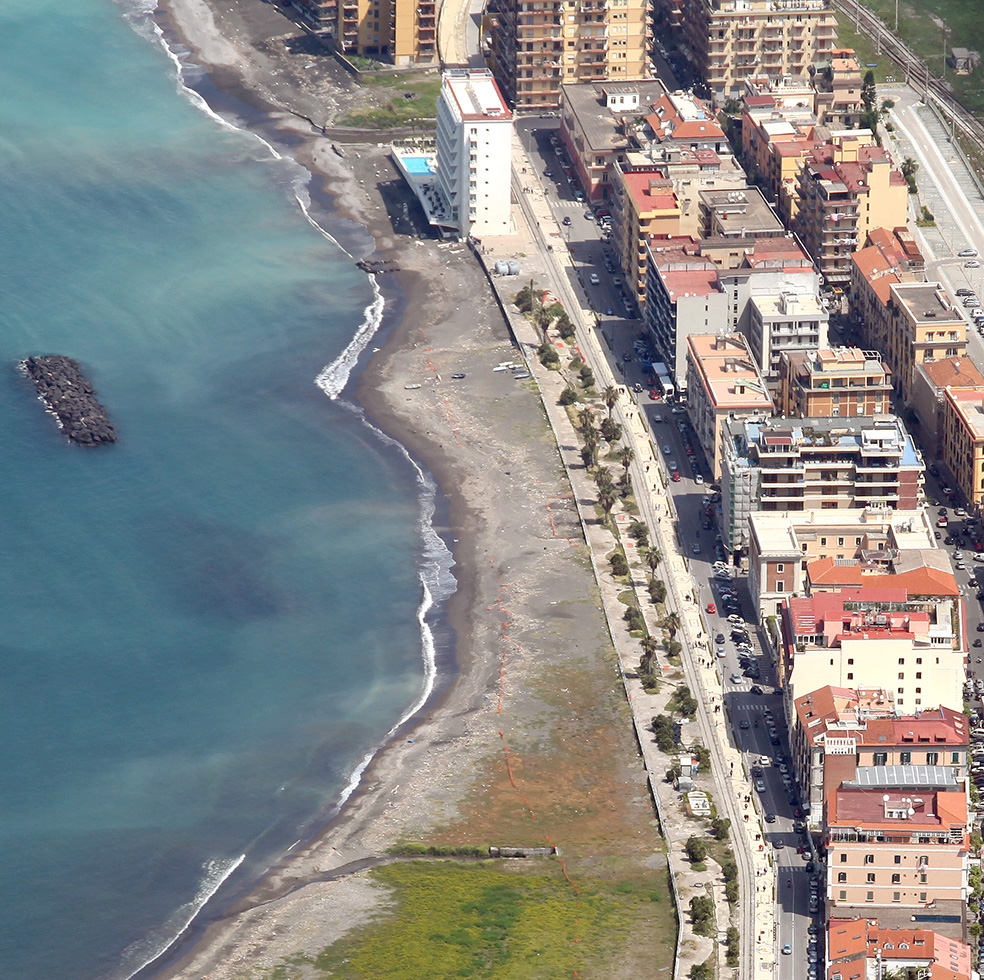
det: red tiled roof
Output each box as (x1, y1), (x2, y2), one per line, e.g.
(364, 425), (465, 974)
(806, 556), (960, 598)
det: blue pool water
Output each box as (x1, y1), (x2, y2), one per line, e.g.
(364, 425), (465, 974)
(402, 154), (437, 176)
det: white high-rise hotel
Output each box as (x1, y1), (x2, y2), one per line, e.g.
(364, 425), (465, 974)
(435, 69), (512, 239)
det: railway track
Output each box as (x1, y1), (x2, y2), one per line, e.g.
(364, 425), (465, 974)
(831, 0), (984, 167)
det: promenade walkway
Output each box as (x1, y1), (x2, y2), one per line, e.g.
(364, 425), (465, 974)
(469, 132), (780, 980)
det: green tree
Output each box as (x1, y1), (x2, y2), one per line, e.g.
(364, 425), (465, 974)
(726, 926), (740, 966)
(901, 156), (919, 194)
(600, 416), (622, 443)
(689, 895), (715, 934)
(664, 638), (682, 659)
(689, 960), (713, 980)
(628, 520), (649, 546)
(711, 815), (731, 841)
(582, 427), (600, 468)
(617, 445), (635, 474)
(577, 407), (595, 432)
(648, 578), (667, 604)
(559, 384), (578, 406)
(644, 546), (663, 574)
(640, 634), (661, 675)
(670, 684), (697, 717)
(663, 611), (681, 638)
(579, 365), (595, 389)
(861, 69), (876, 111)
(690, 742), (710, 769)
(602, 384), (619, 417)
(537, 341), (559, 367)
(651, 713), (677, 752)
(594, 465), (613, 489)
(685, 835), (707, 863)
(598, 484), (618, 522)
(609, 551), (629, 577)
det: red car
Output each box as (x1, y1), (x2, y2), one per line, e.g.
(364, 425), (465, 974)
(671, 471), (681, 482)
(649, 389), (660, 400)
(706, 602), (716, 614)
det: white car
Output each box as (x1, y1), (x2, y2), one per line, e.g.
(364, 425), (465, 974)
(967, 260), (982, 268)
(694, 474), (705, 484)
(959, 248), (979, 257)
(589, 273), (600, 285)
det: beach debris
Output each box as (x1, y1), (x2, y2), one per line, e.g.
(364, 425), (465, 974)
(21, 355), (117, 446)
(332, 143), (346, 157)
(404, 383), (423, 390)
(489, 846), (559, 858)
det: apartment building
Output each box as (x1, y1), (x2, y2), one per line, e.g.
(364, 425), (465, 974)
(489, 0), (649, 111)
(558, 80), (668, 202)
(747, 506), (947, 618)
(941, 386), (984, 511)
(777, 348), (893, 419)
(720, 415), (924, 555)
(652, 0), (837, 100)
(434, 70), (513, 238)
(684, 334), (773, 480)
(827, 918), (973, 980)
(644, 244), (727, 389)
(911, 357), (984, 450)
(779, 590), (964, 711)
(809, 49), (864, 129)
(884, 283), (967, 404)
(792, 686), (967, 830)
(292, 0), (436, 64)
(697, 186), (784, 240)
(825, 769), (968, 928)
(611, 166), (682, 303)
(795, 133), (909, 287)
(747, 285), (828, 377)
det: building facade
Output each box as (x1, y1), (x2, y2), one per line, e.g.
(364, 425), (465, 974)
(490, 0), (649, 110)
(777, 348), (893, 419)
(720, 415), (924, 555)
(435, 70), (513, 238)
(685, 333), (773, 480)
(653, 0), (837, 100)
(940, 386), (984, 512)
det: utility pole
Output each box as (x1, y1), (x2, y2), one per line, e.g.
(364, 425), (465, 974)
(895, 0), (899, 32)
(942, 19), (949, 81)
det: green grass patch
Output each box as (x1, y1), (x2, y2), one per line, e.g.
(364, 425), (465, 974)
(844, 0), (984, 115)
(338, 74), (441, 129)
(287, 861), (665, 979)
(834, 12), (903, 83)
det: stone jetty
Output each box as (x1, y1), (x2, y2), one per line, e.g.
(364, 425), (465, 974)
(22, 355), (117, 446)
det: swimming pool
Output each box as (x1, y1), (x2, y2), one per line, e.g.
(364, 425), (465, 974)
(402, 154), (436, 176)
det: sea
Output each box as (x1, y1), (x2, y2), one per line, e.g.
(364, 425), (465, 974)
(0, 2), (456, 979)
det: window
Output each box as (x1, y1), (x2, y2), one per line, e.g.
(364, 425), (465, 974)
(919, 892), (927, 902)
(900, 752), (911, 764)
(893, 891), (901, 902)
(838, 872), (847, 883)
(915, 672), (922, 679)
(892, 873), (901, 884)
(847, 672), (854, 680)
(847, 658), (854, 665)
(952, 751), (961, 764)
(898, 673), (905, 680)
(777, 563), (784, 572)
(840, 890), (847, 901)
(840, 853), (848, 862)
(866, 872), (876, 883)
(926, 752), (938, 765)
(894, 855), (901, 864)
(865, 854), (874, 864)
(776, 580), (784, 591)
(873, 753), (887, 766)
(838, 537), (844, 546)
(898, 658), (905, 665)
(866, 891), (874, 902)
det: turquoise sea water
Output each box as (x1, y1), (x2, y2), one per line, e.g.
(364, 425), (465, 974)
(0, 2), (451, 979)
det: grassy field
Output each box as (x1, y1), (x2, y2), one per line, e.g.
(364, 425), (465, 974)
(337, 72), (441, 129)
(851, 0), (984, 114)
(269, 861), (675, 980)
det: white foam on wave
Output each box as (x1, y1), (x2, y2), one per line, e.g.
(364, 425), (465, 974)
(115, 853), (245, 980)
(315, 405), (458, 821)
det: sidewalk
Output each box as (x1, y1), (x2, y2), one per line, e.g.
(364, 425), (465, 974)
(472, 137), (779, 980)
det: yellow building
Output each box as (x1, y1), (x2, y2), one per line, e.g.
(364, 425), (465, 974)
(941, 386), (984, 510)
(292, 0), (436, 64)
(653, 0), (837, 99)
(610, 163), (682, 306)
(885, 283), (966, 404)
(490, 0), (649, 110)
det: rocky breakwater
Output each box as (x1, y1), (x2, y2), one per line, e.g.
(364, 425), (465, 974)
(22, 355), (117, 446)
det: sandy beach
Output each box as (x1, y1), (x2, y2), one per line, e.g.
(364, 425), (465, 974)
(144, 3), (668, 978)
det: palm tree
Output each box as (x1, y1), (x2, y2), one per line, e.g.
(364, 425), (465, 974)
(577, 407), (595, 432)
(602, 384), (618, 417)
(617, 445), (635, 474)
(600, 417), (622, 444)
(583, 427), (600, 467)
(594, 465), (613, 489)
(644, 546), (663, 574)
(598, 484), (618, 523)
(663, 611), (681, 639)
(640, 634), (661, 675)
